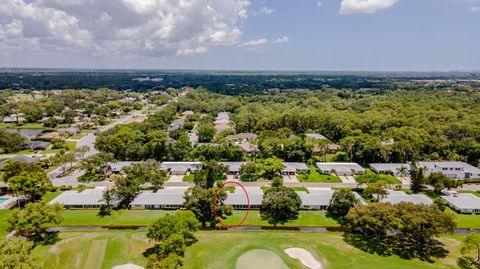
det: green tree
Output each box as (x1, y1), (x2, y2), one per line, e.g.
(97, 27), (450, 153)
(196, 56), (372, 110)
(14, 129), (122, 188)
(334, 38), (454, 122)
(327, 190), (360, 218)
(8, 171), (52, 202)
(364, 181), (388, 202)
(146, 211), (200, 269)
(8, 201), (64, 242)
(183, 187), (232, 228)
(0, 161), (44, 183)
(0, 238), (40, 269)
(239, 162), (261, 182)
(409, 162), (425, 193)
(197, 122), (215, 143)
(260, 157), (286, 180)
(52, 152), (76, 175)
(125, 160), (168, 191)
(425, 172), (461, 195)
(193, 161), (227, 189)
(0, 131), (25, 154)
(99, 188), (115, 216)
(461, 232), (480, 265)
(395, 202), (456, 247)
(345, 203), (398, 239)
(260, 187), (302, 226)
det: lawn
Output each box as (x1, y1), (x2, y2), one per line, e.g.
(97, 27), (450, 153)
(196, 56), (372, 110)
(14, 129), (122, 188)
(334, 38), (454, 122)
(41, 191), (63, 202)
(69, 133), (87, 140)
(31, 230), (464, 269)
(183, 174), (195, 182)
(0, 122), (45, 129)
(41, 141), (77, 154)
(32, 231), (152, 269)
(298, 164), (342, 183)
(355, 168), (401, 184)
(0, 210), (15, 237)
(261, 186), (309, 193)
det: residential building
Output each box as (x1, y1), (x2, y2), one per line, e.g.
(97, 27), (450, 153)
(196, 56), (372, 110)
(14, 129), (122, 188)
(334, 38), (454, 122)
(418, 161), (480, 180)
(220, 162), (250, 177)
(369, 163), (411, 176)
(225, 133), (257, 142)
(130, 189), (186, 209)
(282, 162), (309, 175)
(49, 188), (120, 209)
(441, 192), (480, 214)
(381, 190), (433, 205)
(23, 141), (51, 150)
(160, 162), (204, 175)
(316, 162), (365, 176)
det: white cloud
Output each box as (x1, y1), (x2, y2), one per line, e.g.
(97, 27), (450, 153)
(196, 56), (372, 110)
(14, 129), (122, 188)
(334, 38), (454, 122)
(340, 0), (399, 15)
(470, 6), (480, 12)
(0, 0), (251, 57)
(242, 38), (268, 47)
(273, 36), (289, 44)
(317, 1), (323, 7)
(254, 6), (275, 15)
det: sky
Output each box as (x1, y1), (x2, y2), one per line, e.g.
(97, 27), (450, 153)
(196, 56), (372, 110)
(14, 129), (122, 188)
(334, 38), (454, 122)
(0, 0), (479, 71)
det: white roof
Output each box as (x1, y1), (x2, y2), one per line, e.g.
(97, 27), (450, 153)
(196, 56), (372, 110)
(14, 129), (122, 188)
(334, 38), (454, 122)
(441, 193), (480, 210)
(224, 187), (263, 206)
(131, 189), (187, 206)
(282, 162), (309, 172)
(369, 163), (410, 172)
(108, 162), (140, 172)
(220, 162), (249, 172)
(160, 162), (203, 171)
(306, 133), (327, 140)
(381, 190), (433, 205)
(298, 189), (335, 206)
(50, 189), (119, 206)
(316, 162), (365, 173)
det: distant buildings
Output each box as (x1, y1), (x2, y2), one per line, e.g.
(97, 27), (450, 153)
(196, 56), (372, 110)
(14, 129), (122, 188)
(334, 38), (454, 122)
(214, 112), (234, 134)
(160, 162), (204, 175)
(23, 141), (51, 150)
(316, 162), (365, 176)
(369, 161), (480, 180)
(225, 133), (257, 142)
(131, 189), (186, 209)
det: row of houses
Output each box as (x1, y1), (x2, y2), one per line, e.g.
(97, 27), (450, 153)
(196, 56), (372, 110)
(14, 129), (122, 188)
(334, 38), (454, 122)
(370, 161), (480, 180)
(48, 186), (480, 214)
(49, 187), (353, 211)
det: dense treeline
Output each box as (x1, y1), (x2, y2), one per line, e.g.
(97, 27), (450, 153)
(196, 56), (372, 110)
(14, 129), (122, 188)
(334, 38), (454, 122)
(96, 87), (480, 166)
(2, 69), (480, 93)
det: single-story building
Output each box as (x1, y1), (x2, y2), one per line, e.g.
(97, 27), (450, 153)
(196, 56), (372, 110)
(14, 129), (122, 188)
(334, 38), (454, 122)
(224, 187), (263, 209)
(237, 142), (260, 154)
(58, 127), (81, 134)
(0, 155), (41, 169)
(49, 188), (120, 209)
(108, 161), (140, 173)
(23, 141), (51, 150)
(381, 190), (433, 205)
(327, 144), (341, 154)
(38, 131), (64, 140)
(353, 192), (368, 205)
(441, 193), (480, 214)
(214, 123), (234, 134)
(418, 161), (480, 180)
(167, 117), (186, 132)
(3, 114), (25, 124)
(130, 189), (186, 209)
(182, 111), (194, 116)
(316, 162), (365, 176)
(306, 133), (327, 140)
(225, 133), (257, 142)
(220, 162), (249, 176)
(282, 162), (309, 176)
(160, 162), (204, 175)
(369, 163), (411, 176)
(298, 188), (335, 210)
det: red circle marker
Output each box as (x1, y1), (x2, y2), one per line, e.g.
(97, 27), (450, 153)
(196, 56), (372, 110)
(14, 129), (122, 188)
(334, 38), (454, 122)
(213, 181), (250, 229)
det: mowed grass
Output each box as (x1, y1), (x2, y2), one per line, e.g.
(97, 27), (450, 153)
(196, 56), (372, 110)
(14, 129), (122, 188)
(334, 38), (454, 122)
(0, 210), (15, 237)
(60, 210), (172, 227)
(186, 231), (462, 269)
(32, 231), (153, 269)
(31, 230), (464, 269)
(298, 165), (342, 183)
(355, 168), (401, 184)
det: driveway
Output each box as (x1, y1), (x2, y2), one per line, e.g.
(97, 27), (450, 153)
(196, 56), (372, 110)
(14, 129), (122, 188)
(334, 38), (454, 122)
(283, 175), (299, 184)
(168, 175), (184, 183)
(339, 176), (357, 184)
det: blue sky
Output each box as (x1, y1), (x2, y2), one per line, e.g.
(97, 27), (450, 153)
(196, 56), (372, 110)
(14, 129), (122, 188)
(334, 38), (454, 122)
(0, 0), (479, 71)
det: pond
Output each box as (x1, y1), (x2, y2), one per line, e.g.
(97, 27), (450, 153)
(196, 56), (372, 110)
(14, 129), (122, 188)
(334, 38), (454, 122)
(3, 128), (44, 139)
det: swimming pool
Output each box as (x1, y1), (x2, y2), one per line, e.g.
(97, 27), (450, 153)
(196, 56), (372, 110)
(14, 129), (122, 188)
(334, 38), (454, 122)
(0, 197), (8, 203)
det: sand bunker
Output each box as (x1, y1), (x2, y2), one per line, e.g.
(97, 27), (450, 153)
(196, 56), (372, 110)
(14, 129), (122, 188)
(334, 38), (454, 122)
(236, 249), (289, 269)
(285, 248), (322, 269)
(111, 264), (144, 269)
